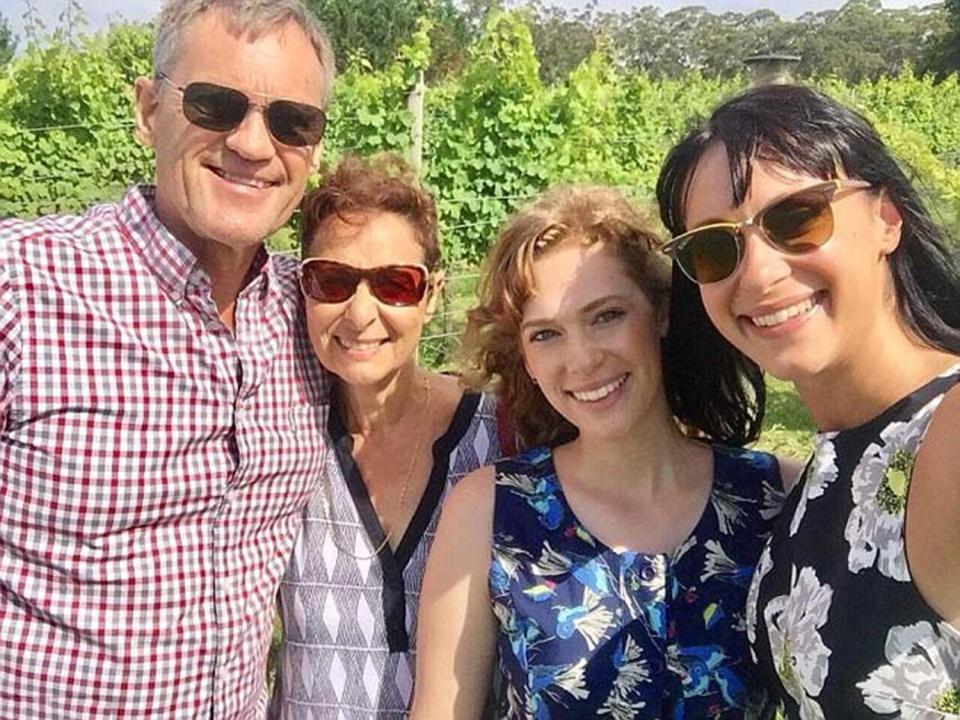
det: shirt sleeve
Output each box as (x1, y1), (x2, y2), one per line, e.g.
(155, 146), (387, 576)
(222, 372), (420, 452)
(0, 228), (23, 430)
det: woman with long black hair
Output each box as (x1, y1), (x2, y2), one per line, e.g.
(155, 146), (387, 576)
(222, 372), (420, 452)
(657, 84), (960, 718)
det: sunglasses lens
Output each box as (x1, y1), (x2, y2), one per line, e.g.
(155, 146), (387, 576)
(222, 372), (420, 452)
(267, 101), (327, 146)
(762, 192), (834, 253)
(181, 82), (248, 132)
(301, 261), (359, 303)
(370, 266), (428, 306)
(677, 227), (740, 284)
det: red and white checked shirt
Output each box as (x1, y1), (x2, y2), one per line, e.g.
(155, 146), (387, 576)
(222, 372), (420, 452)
(0, 186), (329, 718)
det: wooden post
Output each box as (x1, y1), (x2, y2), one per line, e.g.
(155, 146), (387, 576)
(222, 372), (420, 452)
(407, 70), (426, 177)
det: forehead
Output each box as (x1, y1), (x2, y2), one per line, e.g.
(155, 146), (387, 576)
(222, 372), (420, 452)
(167, 9), (325, 104)
(684, 143), (823, 228)
(523, 241), (638, 317)
(310, 211), (426, 266)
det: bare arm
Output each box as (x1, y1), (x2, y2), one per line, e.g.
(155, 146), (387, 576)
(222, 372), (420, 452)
(411, 465), (499, 719)
(907, 382), (960, 626)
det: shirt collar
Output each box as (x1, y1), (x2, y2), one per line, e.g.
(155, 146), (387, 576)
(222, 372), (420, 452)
(117, 185), (279, 306)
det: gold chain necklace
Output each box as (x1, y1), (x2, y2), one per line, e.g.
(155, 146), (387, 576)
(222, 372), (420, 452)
(395, 372), (431, 520)
(321, 373), (432, 559)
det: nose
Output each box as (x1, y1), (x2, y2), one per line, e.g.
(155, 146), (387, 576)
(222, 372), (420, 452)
(733, 226), (793, 296)
(342, 280), (379, 327)
(563, 333), (603, 377)
(223, 106), (276, 162)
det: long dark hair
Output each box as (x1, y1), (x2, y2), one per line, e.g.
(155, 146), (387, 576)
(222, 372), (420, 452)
(657, 84), (960, 396)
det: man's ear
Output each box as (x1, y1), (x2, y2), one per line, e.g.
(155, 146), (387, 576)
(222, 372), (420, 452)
(134, 75), (159, 149)
(424, 269), (445, 320)
(877, 190), (903, 257)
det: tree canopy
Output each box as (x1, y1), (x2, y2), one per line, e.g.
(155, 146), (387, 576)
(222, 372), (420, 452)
(303, 0), (954, 85)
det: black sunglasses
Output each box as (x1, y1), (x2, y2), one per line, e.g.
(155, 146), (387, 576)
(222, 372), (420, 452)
(300, 259), (430, 307)
(156, 73), (327, 147)
(663, 179), (873, 284)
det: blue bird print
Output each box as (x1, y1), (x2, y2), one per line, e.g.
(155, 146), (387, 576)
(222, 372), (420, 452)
(490, 557), (511, 595)
(534, 542), (612, 596)
(527, 657), (590, 716)
(499, 472), (565, 530)
(700, 540), (754, 587)
(554, 587), (614, 650)
(678, 644), (746, 707)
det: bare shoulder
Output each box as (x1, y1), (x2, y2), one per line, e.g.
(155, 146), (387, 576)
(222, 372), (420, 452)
(915, 380), (960, 503)
(427, 371), (471, 429)
(907, 377), (960, 625)
(430, 371), (464, 401)
(444, 464), (496, 521)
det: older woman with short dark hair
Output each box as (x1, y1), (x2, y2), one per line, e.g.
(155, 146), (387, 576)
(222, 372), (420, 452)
(269, 154), (504, 719)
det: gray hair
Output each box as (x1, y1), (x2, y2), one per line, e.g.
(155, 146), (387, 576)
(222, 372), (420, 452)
(153, 0), (336, 107)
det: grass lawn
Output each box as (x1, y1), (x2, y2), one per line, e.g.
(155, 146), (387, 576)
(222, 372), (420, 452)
(756, 376), (815, 460)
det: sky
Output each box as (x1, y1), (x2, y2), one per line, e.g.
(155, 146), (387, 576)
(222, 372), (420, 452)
(4, 0), (939, 42)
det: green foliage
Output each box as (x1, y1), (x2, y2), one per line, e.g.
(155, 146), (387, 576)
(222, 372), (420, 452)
(0, 12), (17, 68)
(923, 0), (960, 78)
(424, 10), (553, 265)
(0, 22), (154, 217)
(304, 0), (470, 77)
(2, 10), (958, 270)
(305, 0), (421, 71)
(756, 377), (815, 459)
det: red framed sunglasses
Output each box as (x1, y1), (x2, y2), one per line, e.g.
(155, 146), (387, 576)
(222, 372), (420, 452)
(299, 259), (430, 307)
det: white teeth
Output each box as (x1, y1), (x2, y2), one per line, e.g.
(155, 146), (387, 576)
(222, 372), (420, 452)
(570, 375), (627, 402)
(215, 169), (272, 188)
(751, 297), (818, 328)
(337, 337), (383, 351)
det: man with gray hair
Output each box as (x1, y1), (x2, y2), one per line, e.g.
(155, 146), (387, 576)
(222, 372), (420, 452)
(0, 1), (334, 716)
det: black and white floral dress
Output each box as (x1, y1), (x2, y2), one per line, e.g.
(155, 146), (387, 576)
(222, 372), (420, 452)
(748, 364), (960, 719)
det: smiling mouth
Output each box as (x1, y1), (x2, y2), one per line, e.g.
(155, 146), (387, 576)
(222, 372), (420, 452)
(749, 294), (822, 328)
(208, 166), (276, 189)
(335, 336), (386, 352)
(568, 374), (629, 402)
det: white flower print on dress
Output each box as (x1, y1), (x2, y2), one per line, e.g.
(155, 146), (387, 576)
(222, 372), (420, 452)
(746, 542), (774, 661)
(857, 620), (960, 718)
(763, 566), (834, 720)
(844, 395), (943, 581)
(790, 435), (838, 537)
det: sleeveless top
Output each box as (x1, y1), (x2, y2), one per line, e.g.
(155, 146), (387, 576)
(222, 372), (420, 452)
(748, 364), (960, 719)
(490, 443), (785, 719)
(269, 391), (502, 719)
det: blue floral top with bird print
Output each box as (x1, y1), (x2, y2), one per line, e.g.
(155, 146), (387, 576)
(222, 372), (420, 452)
(489, 443), (785, 719)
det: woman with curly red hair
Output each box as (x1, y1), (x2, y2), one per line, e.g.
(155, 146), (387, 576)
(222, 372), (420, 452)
(412, 185), (797, 718)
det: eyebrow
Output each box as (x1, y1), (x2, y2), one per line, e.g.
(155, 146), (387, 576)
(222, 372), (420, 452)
(520, 294), (629, 331)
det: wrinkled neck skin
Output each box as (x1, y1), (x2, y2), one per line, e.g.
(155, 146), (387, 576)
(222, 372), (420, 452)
(339, 359), (425, 439)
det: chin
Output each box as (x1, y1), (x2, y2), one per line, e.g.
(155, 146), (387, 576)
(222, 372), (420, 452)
(759, 352), (832, 385)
